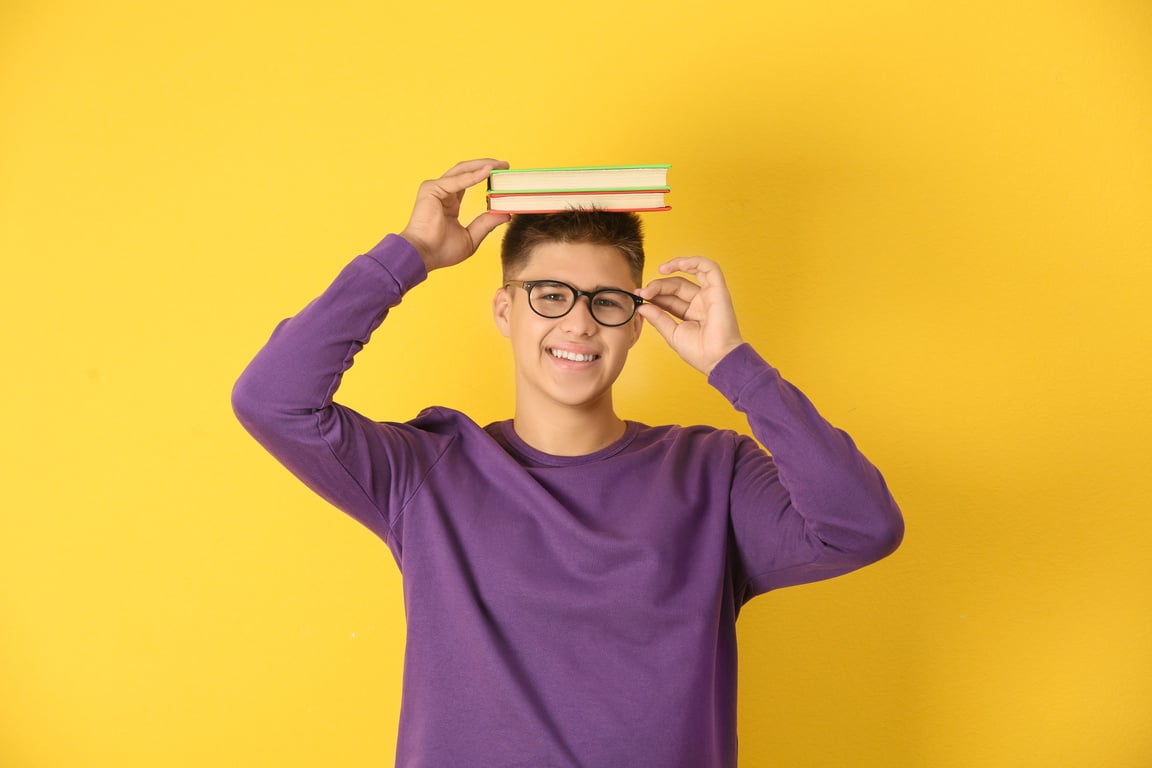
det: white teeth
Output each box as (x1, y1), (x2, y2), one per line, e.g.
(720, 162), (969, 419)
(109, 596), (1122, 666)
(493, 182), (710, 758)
(550, 348), (597, 362)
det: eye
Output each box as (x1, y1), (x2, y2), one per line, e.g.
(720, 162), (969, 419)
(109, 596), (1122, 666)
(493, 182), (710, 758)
(532, 283), (572, 304)
(593, 291), (630, 310)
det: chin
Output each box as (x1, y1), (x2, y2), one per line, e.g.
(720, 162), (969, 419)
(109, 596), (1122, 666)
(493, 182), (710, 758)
(547, 384), (613, 409)
(522, 374), (614, 410)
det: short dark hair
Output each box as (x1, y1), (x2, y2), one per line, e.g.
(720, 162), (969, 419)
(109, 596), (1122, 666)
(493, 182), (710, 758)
(500, 210), (645, 285)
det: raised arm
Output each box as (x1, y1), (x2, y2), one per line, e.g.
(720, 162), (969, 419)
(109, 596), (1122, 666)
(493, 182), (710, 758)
(231, 160), (507, 544)
(713, 346), (904, 600)
(638, 257), (903, 599)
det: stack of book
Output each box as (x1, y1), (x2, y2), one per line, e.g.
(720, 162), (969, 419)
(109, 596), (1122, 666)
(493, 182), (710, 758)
(487, 164), (671, 214)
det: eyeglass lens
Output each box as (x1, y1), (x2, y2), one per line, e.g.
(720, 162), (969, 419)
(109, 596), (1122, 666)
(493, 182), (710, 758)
(528, 281), (637, 326)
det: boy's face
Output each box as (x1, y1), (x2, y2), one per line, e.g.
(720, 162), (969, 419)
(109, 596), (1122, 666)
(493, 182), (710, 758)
(493, 241), (642, 413)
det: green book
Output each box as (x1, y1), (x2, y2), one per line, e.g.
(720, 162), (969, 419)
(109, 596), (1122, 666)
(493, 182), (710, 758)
(488, 164), (670, 193)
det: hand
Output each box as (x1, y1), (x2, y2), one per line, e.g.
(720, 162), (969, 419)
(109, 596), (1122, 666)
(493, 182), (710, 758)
(399, 159), (511, 271)
(635, 256), (745, 375)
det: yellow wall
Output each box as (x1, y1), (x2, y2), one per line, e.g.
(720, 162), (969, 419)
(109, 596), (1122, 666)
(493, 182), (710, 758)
(2, 1), (1149, 765)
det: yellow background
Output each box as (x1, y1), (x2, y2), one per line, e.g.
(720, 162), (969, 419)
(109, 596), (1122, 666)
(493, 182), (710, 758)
(2, 0), (1150, 765)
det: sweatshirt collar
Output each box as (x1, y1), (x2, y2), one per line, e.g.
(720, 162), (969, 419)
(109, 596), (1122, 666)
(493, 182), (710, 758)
(487, 419), (641, 467)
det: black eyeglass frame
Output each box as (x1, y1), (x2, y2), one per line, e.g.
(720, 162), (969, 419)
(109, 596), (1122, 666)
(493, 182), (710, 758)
(504, 279), (645, 327)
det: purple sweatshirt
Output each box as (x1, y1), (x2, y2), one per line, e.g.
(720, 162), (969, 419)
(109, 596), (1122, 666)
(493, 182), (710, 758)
(232, 234), (903, 767)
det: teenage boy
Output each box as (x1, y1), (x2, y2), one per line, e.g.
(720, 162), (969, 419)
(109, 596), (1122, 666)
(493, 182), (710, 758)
(232, 158), (904, 767)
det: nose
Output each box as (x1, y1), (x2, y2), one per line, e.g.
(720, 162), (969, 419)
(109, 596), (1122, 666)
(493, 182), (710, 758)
(558, 296), (599, 335)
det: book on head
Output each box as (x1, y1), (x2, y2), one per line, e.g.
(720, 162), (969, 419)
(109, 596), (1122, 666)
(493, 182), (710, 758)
(488, 164), (670, 193)
(487, 190), (670, 214)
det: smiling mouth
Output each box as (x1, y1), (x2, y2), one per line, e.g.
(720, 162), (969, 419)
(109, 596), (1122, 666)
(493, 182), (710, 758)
(548, 348), (599, 363)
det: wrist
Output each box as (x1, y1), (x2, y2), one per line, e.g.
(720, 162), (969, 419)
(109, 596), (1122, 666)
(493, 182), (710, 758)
(399, 230), (438, 271)
(703, 341), (745, 376)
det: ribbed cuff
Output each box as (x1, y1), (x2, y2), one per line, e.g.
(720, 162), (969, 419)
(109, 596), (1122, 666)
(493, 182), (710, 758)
(363, 234), (429, 296)
(707, 343), (779, 407)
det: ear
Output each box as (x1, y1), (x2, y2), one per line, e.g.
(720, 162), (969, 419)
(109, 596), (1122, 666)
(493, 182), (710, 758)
(628, 310), (643, 348)
(492, 287), (512, 338)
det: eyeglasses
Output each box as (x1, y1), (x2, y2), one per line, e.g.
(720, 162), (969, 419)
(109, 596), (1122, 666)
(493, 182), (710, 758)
(505, 279), (644, 327)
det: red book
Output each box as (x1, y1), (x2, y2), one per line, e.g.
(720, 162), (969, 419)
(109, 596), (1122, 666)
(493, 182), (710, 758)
(487, 189), (670, 214)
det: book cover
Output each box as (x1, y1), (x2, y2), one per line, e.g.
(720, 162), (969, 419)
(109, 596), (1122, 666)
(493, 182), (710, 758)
(487, 190), (670, 214)
(488, 164), (670, 193)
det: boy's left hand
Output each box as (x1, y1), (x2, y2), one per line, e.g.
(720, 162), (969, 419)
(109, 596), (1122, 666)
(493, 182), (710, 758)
(635, 256), (745, 376)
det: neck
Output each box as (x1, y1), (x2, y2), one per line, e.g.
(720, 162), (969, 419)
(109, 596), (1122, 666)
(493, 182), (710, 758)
(512, 393), (626, 457)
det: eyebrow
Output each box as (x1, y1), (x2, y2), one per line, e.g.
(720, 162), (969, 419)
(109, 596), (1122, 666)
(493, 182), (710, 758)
(527, 278), (636, 293)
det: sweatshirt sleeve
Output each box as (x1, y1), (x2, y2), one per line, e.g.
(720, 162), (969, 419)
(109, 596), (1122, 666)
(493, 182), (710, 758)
(708, 344), (904, 600)
(230, 234), (449, 551)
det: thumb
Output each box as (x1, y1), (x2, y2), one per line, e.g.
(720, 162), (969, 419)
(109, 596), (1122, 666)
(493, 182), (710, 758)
(636, 303), (679, 347)
(466, 211), (512, 249)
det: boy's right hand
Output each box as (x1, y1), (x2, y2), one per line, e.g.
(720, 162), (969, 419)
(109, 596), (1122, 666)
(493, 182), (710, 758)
(400, 159), (511, 272)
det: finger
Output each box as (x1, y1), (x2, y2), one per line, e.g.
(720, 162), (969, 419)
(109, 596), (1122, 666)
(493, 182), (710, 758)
(657, 255), (722, 274)
(657, 256), (729, 289)
(642, 291), (692, 320)
(637, 275), (701, 305)
(441, 158), (510, 177)
(466, 211), (512, 248)
(422, 160), (508, 201)
(636, 303), (679, 345)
